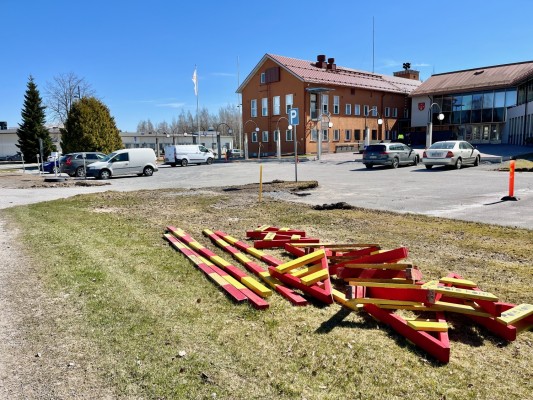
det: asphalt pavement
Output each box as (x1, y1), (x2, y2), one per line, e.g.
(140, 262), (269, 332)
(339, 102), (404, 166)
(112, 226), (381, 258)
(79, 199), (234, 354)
(1, 144), (532, 230)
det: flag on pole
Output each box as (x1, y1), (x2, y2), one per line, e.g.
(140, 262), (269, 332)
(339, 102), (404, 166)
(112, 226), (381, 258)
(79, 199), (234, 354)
(192, 66), (198, 96)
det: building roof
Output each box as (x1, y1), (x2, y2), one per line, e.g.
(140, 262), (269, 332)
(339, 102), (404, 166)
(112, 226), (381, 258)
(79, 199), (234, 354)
(237, 54), (421, 95)
(411, 61), (533, 97)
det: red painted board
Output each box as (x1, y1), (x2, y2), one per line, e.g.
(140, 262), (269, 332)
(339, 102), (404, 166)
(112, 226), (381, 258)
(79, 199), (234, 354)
(268, 266), (333, 305)
(253, 237), (320, 249)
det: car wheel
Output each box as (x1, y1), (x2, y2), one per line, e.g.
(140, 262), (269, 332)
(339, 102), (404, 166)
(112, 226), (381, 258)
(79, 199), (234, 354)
(413, 156), (419, 166)
(455, 158), (463, 169)
(206, 157), (213, 165)
(180, 159), (188, 167)
(425, 165), (433, 169)
(364, 163), (373, 169)
(75, 166), (85, 177)
(98, 169), (111, 180)
(474, 156), (480, 166)
(143, 166), (154, 176)
(391, 157), (399, 169)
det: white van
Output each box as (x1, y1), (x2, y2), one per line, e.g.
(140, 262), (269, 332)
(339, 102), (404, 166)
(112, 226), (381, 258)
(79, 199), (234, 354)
(86, 148), (158, 179)
(164, 144), (214, 167)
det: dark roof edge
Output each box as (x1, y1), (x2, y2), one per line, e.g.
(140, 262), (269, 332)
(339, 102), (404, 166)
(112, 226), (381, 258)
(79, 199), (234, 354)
(431, 60), (533, 77)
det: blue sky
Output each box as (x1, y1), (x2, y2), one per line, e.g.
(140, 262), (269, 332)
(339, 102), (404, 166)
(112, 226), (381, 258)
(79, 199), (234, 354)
(2, 0), (533, 132)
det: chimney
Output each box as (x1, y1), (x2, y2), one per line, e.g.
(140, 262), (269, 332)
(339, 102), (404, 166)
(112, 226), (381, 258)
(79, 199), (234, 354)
(326, 57), (336, 72)
(393, 69), (420, 80)
(315, 54), (327, 68)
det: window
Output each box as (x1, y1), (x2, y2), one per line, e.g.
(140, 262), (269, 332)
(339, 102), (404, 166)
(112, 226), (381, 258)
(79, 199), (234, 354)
(354, 104), (361, 116)
(311, 129), (318, 141)
(371, 107), (377, 117)
(273, 96), (280, 115)
(252, 131), (258, 142)
(274, 130), (279, 142)
(310, 94), (318, 119)
(333, 96), (340, 114)
(345, 129), (351, 141)
(260, 73), (265, 84)
(251, 99), (257, 117)
(262, 98), (268, 116)
(354, 129), (361, 140)
(262, 131), (268, 142)
(363, 105), (369, 116)
(322, 129), (328, 141)
(286, 94), (293, 113)
(385, 107), (390, 117)
(392, 108), (398, 117)
(345, 104), (352, 115)
(403, 108), (409, 119)
(286, 129), (293, 142)
(333, 129), (340, 141)
(322, 94), (329, 113)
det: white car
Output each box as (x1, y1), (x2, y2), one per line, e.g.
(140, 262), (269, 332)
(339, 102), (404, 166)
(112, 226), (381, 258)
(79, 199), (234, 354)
(422, 140), (481, 169)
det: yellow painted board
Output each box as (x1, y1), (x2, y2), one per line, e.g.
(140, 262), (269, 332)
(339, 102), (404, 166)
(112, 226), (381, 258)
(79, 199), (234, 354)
(346, 278), (413, 284)
(211, 255), (231, 267)
(221, 234), (238, 244)
(215, 239), (228, 248)
(378, 304), (433, 311)
(439, 277), (477, 288)
(346, 281), (421, 289)
(291, 263), (324, 278)
(209, 273), (230, 286)
(241, 276), (273, 297)
(289, 243), (379, 249)
(496, 304), (533, 326)
(255, 225), (271, 231)
(432, 285), (498, 302)
(430, 301), (492, 317)
(290, 234), (301, 240)
(234, 253), (252, 264)
(407, 320), (449, 332)
(248, 247), (265, 259)
(421, 280), (441, 289)
(275, 249), (325, 273)
(222, 274), (246, 290)
(279, 227), (290, 231)
(342, 263), (413, 270)
(300, 269), (329, 286)
(347, 298), (424, 306)
(264, 232), (276, 240)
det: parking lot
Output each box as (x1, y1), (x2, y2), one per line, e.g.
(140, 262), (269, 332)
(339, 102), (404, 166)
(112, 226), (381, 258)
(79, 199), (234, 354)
(1, 146), (532, 229)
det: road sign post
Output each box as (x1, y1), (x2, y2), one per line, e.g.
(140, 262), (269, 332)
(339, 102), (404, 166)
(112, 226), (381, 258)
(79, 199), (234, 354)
(290, 108), (299, 182)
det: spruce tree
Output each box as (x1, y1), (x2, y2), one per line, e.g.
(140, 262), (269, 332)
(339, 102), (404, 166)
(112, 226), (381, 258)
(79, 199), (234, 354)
(17, 76), (54, 162)
(61, 97), (123, 154)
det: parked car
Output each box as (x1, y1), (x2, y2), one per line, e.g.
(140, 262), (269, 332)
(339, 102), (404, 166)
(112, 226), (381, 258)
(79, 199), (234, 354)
(163, 145), (214, 166)
(231, 148), (244, 157)
(47, 151), (61, 162)
(86, 148), (158, 179)
(362, 142), (420, 169)
(422, 140), (480, 169)
(42, 155), (68, 174)
(61, 152), (107, 177)
(6, 152), (23, 161)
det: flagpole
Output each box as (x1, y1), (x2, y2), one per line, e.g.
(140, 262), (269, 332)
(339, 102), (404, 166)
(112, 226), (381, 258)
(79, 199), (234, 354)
(192, 65), (199, 144)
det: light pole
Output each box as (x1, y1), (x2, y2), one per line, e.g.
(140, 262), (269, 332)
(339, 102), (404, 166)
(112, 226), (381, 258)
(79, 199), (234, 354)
(244, 120), (260, 160)
(427, 102), (445, 148)
(275, 117), (293, 160)
(364, 107), (383, 148)
(211, 123), (233, 161)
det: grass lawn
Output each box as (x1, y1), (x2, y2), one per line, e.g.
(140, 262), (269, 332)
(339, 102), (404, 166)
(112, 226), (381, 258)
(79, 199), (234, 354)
(3, 186), (533, 399)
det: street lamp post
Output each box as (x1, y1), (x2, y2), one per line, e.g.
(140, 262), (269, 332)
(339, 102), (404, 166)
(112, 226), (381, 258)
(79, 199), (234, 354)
(427, 102), (445, 148)
(275, 117), (293, 160)
(244, 120), (260, 160)
(211, 123), (233, 161)
(364, 107), (383, 147)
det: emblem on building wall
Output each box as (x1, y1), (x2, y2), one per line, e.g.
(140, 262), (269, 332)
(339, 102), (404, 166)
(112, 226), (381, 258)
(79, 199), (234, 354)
(418, 102), (425, 111)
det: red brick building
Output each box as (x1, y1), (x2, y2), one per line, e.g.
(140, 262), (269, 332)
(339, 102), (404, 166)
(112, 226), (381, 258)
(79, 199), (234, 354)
(237, 54), (421, 157)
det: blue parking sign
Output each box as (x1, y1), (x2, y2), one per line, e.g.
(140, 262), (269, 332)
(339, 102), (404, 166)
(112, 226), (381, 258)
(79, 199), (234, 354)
(289, 108), (299, 125)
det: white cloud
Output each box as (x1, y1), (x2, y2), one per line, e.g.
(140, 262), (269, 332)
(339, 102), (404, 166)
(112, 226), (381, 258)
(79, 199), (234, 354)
(157, 102), (185, 108)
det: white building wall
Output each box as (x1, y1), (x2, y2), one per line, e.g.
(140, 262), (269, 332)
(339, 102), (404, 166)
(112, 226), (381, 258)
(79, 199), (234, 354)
(506, 101), (533, 144)
(411, 96), (430, 127)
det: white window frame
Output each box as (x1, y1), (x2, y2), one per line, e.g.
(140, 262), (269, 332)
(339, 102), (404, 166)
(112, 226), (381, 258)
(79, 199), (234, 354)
(273, 96), (280, 115)
(261, 98), (268, 116)
(251, 99), (257, 118)
(285, 129), (293, 141)
(355, 104), (361, 116)
(311, 129), (318, 141)
(260, 72), (265, 84)
(371, 107), (377, 117)
(285, 94), (293, 114)
(345, 129), (351, 141)
(322, 129), (328, 141)
(262, 130), (269, 142)
(345, 104), (352, 115)
(322, 94), (329, 114)
(363, 105), (369, 116)
(333, 96), (340, 115)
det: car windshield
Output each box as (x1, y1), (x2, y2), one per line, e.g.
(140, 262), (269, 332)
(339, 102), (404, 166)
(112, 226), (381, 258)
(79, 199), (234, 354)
(430, 142), (455, 150)
(102, 152), (116, 162)
(365, 145), (386, 152)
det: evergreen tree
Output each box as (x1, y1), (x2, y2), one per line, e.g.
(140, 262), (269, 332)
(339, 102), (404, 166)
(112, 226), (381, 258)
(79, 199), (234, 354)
(61, 97), (123, 154)
(17, 76), (54, 162)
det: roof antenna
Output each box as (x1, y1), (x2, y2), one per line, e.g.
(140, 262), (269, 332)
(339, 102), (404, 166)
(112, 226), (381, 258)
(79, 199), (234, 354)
(372, 16), (375, 73)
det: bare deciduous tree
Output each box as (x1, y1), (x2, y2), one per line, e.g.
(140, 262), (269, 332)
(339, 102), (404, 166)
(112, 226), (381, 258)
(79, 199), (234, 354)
(45, 72), (96, 125)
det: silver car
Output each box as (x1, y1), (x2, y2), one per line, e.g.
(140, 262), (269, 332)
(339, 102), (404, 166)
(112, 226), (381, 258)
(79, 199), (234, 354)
(422, 140), (480, 169)
(362, 142), (420, 169)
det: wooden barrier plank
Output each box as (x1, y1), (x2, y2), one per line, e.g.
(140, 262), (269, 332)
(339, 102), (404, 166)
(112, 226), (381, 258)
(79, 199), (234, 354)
(300, 268), (329, 286)
(423, 281), (499, 302)
(407, 320), (449, 332)
(275, 250), (326, 274)
(496, 304), (533, 326)
(439, 277), (477, 288)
